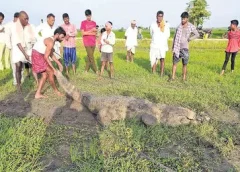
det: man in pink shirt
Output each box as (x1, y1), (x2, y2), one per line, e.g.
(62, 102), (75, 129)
(221, 20), (240, 75)
(61, 13), (77, 75)
(80, 9), (98, 74)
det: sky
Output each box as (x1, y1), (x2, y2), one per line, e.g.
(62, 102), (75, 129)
(0, 0), (239, 29)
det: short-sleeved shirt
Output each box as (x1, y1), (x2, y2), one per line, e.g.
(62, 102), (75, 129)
(80, 20), (96, 47)
(125, 27), (138, 47)
(226, 31), (240, 53)
(61, 23), (77, 48)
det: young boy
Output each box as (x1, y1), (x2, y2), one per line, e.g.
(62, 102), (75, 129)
(171, 12), (199, 81)
(61, 13), (77, 75)
(99, 22), (115, 79)
(220, 20), (240, 75)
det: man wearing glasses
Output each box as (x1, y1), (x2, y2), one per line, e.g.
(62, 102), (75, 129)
(150, 11), (170, 76)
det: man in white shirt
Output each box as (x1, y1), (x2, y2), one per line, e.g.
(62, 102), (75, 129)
(150, 11), (170, 76)
(11, 11), (31, 92)
(35, 13), (61, 60)
(0, 12), (6, 71)
(125, 20), (138, 62)
(100, 22), (116, 79)
(4, 12), (21, 85)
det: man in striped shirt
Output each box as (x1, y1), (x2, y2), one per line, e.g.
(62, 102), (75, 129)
(61, 13), (77, 75)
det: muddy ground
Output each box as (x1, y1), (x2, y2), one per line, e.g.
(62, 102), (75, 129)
(0, 89), (240, 171)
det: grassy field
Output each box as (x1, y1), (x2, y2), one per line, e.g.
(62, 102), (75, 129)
(77, 28), (227, 39)
(0, 39), (240, 171)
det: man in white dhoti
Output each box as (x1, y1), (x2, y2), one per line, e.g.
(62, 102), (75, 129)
(11, 11), (30, 92)
(5, 12), (21, 85)
(0, 12), (6, 71)
(125, 20), (138, 62)
(150, 11), (170, 76)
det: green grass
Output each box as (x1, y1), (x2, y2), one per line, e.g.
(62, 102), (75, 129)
(0, 116), (46, 172)
(0, 39), (240, 171)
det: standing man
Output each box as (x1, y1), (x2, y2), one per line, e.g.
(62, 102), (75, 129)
(11, 11), (30, 92)
(99, 22), (116, 79)
(0, 12), (6, 71)
(35, 13), (61, 61)
(80, 9), (98, 74)
(61, 13), (77, 75)
(4, 12), (20, 85)
(125, 20), (138, 62)
(32, 27), (65, 99)
(171, 12), (199, 81)
(220, 20), (240, 75)
(150, 11), (170, 76)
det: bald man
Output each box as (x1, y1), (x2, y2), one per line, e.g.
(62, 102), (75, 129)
(11, 11), (30, 92)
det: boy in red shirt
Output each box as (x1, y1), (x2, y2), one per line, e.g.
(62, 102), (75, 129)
(80, 9), (99, 74)
(221, 20), (240, 75)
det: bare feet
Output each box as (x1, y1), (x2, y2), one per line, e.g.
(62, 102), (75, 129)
(17, 85), (22, 93)
(35, 94), (48, 99)
(98, 76), (103, 80)
(55, 90), (64, 97)
(220, 70), (225, 76)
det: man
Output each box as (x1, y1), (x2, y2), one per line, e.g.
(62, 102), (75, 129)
(99, 22), (116, 79)
(80, 9), (98, 74)
(0, 12), (6, 71)
(4, 12), (21, 85)
(11, 11), (30, 92)
(32, 27), (65, 99)
(150, 11), (170, 76)
(125, 20), (138, 62)
(61, 13), (77, 75)
(220, 20), (240, 75)
(24, 23), (38, 84)
(35, 13), (61, 60)
(171, 12), (199, 81)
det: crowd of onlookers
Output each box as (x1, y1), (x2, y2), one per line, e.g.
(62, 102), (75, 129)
(0, 9), (239, 99)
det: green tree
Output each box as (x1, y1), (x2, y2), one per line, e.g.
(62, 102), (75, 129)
(186, 0), (211, 27)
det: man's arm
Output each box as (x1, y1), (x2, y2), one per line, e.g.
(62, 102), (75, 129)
(17, 43), (29, 61)
(51, 52), (63, 72)
(125, 28), (128, 39)
(189, 26), (199, 41)
(108, 33), (116, 46)
(81, 29), (97, 36)
(44, 39), (56, 71)
(101, 33), (107, 45)
(165, 24), (170, 39)
(0, 27), (4, 32)
(150, 25), (153, 37)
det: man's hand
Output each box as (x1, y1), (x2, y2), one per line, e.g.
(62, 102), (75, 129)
(66, 34), (70, 40)
(0, 28), (4, 33)
(53, 68), (57, 76)
(91, 28), (97, 32)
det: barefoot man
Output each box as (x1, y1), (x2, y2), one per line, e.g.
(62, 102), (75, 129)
(171, 12), (199, 81)
(32, 27), (65, 99)
(125, 20), (138, 62)
(11, 11), (30, 92)
(150, 11), (170, 76)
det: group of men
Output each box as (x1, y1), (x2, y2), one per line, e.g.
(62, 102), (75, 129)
(0, 11), (75, 98)
(1, 9), (237, 99)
